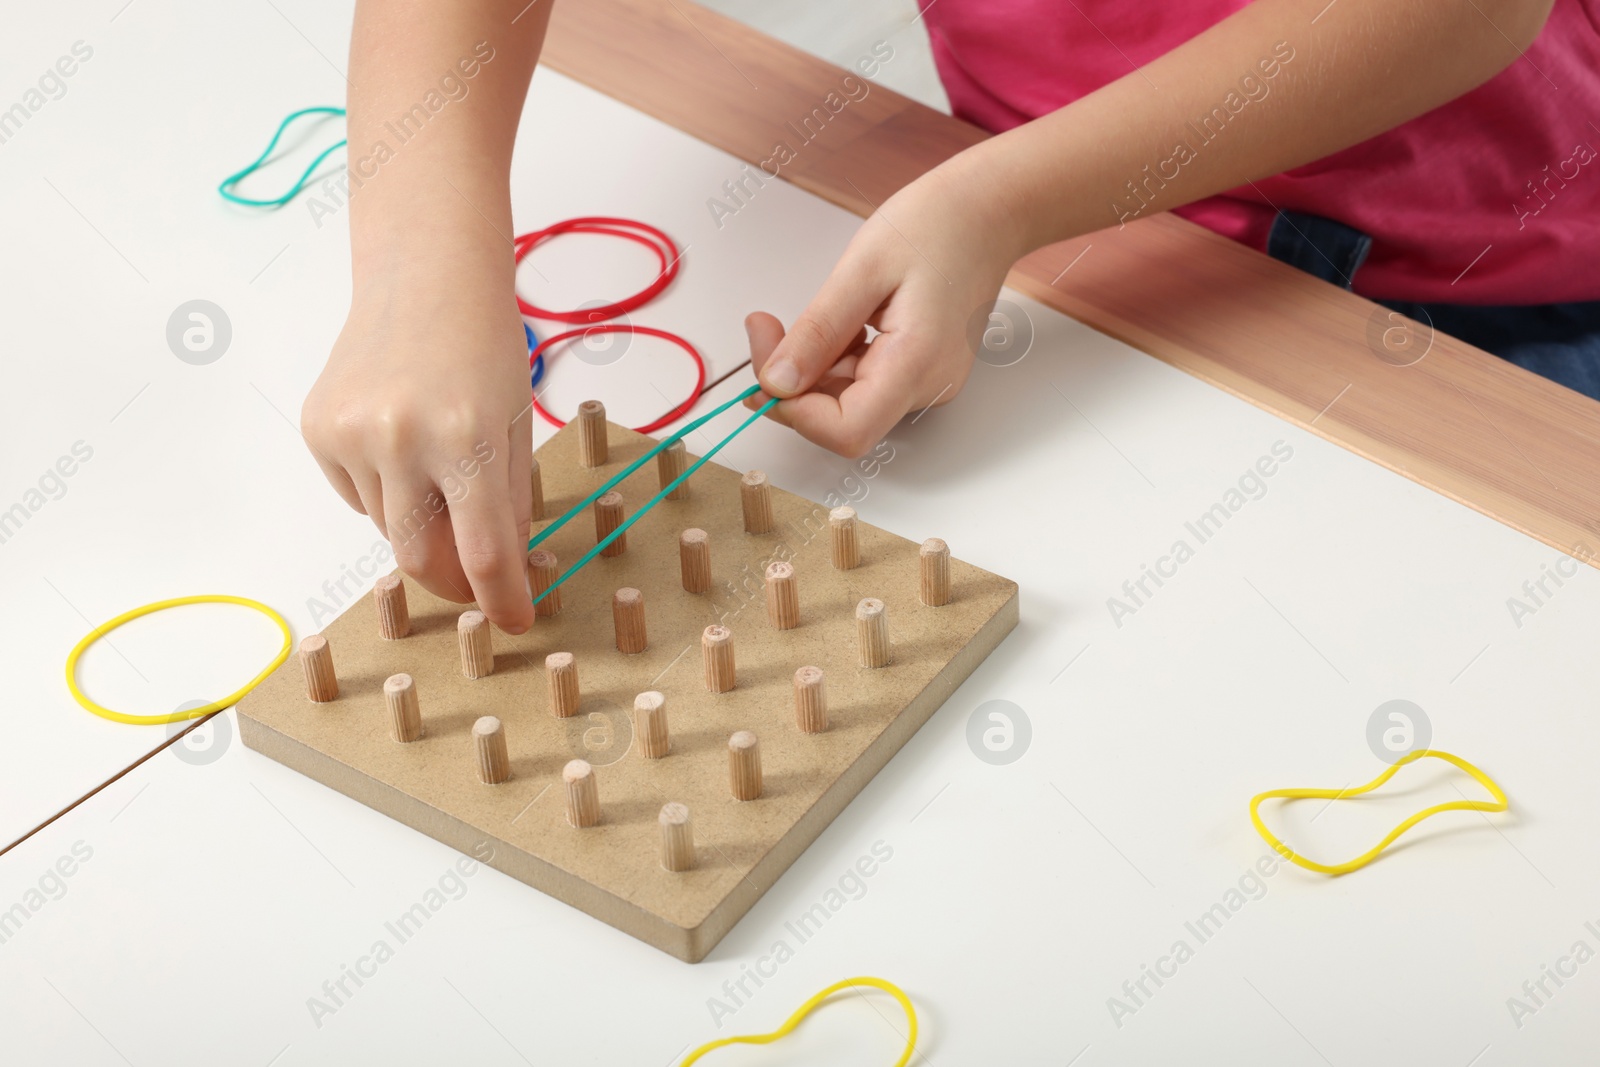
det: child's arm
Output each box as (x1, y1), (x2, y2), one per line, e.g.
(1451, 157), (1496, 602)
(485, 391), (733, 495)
(302, 0), (551, 634)
(747, 0), (1556, 456)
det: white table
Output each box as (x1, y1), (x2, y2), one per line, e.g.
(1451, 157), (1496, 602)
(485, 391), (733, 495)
(4, 3), (1598, 1063)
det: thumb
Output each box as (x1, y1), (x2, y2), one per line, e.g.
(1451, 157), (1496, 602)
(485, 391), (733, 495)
(758, 260), (886, 397)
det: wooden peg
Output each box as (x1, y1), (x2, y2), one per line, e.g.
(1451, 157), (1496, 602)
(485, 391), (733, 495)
(793, 665), (828, 733)
(527, 548), (561, 617)
(680, 528), (711, 594)
(594, 490), (627, 557)
(613, 587), (648, 653)
(856, 598), (891, 668)
(657, 438), (689, 500)
(458, 610), (494, 678)
(546, 652), (580, 718)
(829, 507), (859, 570)
(374, 574), (410, 639)
(473, 716), (510, 784)
(564, 759), (600, 827)
(920, 537), (951, 607)
(765, 561), (799, 630)
(577, 399), (608, 467)
(702, 625), (736, 693)
(659, 802), (695, 872)
(728, 731), (763, 801)
(299, 635), (338, 702)
(634, 690), (670, 759)
(741, 470), (773, 533)
(529, 457), (545, 521)
(384, 673), (422, 742)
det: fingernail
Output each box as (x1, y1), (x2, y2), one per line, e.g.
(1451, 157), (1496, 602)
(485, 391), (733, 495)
(764, 360), (799, 395)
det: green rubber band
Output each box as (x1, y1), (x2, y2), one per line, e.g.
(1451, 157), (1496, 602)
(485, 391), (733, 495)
(530, 388), (777, 607)
(218, 106), (347, 207)
(528, 384), (761, 551)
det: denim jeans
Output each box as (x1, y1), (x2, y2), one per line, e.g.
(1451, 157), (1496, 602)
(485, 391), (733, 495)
(1265, 209), (1600, 401)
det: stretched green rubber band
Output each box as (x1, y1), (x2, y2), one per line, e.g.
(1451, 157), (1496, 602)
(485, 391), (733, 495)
(529, 386), (775, 606)
(218, 106), (347, 207)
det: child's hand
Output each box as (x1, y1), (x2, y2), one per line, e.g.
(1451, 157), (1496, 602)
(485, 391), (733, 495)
(744, 165), (1025, 457)
(301, 286), (536, 635)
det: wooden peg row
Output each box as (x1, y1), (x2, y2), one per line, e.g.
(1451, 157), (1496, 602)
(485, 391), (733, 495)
(374, 574), (410, 639)
(458, 610), (494, 678)
(384, 673), (422, 742)
(920, 537), (951, 607)
(702, 625), (735, 692)
(680, 528), (711, 594)
(546, 652), (580, 718)
(473, 715), (510, 784)
(728, 731), (763, 801)
(634, 691), (670, 759)
(829, 507), (859, 570)
(793, 666), (827, 734)
(594, 490), (627, 557)
(530, 457), (545, 522)
(527, 548), (561, 617)
(741, 470), (773, 534)
(765, 561), (799, 630)
(300, 635), (338, 702)
(856, 598), (891, 668)
(577, 399), (608, 468)
(613, 587), (648, 654)
(564, 759), (601, 827)
(659, 802), (695, 872)
(657, 438), (689, 500)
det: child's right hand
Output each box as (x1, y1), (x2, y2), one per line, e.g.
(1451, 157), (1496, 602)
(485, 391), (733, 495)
(300, 284), (536, 636)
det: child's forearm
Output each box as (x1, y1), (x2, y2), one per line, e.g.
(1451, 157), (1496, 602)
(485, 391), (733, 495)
(346, 0), (551, 303)
(956, 0), (1554, 259)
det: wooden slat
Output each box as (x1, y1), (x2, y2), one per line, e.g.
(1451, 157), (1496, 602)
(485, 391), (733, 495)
(544, 0), (1600, 566)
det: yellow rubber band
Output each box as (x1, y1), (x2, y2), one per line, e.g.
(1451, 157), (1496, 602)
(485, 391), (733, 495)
(678, 976), (917, 1067)
(1249, 749), (1509, 876)
(65, 595), (293, 726)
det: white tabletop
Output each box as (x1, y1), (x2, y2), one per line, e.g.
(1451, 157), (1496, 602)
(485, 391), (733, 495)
(4, 3), (1600, 1063)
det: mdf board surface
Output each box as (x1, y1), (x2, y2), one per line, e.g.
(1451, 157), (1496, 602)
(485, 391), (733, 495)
(238, 418), (1018, 961)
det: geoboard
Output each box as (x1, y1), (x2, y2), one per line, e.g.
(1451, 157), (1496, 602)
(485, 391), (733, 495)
(238, 412), (1018, 961)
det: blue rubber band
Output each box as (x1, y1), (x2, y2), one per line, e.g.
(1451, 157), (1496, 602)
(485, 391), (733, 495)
(529, 385), (775, 606)
(218, 106), (347, 208)
(526, 322), (545, 390)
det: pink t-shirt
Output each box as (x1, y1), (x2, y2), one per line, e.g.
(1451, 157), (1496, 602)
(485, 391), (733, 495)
(921, 0), (1600, 305)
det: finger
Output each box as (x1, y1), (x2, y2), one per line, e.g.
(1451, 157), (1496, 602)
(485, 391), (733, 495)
(508, 399), (534, 551)
(774, 333), (923, 457)
(756, 262), (888, 397)
(439, 439), (536, 635)
(384, 478), (475, 604)
(309, 453), (368, 514)
(348, 469), (389, 540)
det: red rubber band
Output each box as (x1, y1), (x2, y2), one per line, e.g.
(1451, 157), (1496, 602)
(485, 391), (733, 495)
(514, 216), (682, 323)
(530, 325), (706, 433)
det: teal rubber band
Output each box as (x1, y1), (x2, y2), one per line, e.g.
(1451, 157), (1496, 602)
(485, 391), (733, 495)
(218, 106), (347, 207)
(530, 389), (777, 607)
(528, 384), (761, 552)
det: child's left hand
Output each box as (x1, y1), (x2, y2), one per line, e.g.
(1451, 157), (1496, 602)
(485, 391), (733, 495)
(744, 163), (1025, 457)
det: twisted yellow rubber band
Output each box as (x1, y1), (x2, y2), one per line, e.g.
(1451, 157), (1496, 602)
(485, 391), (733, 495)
(1249, 749), (1509, 876)
(678, 976), (917, 1067)
(65, 595), (293, 725)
